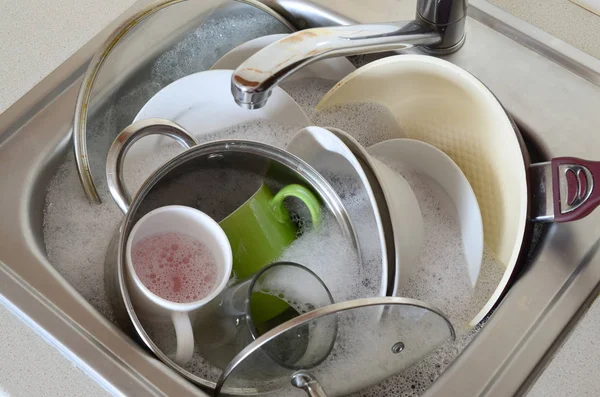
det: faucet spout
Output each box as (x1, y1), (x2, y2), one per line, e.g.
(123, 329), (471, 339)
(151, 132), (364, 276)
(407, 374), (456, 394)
(231, 21), (440, 109)
(231, 0), (467, 109)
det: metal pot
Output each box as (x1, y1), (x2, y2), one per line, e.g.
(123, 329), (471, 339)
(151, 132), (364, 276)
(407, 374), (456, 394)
(103, 118), (359, 392)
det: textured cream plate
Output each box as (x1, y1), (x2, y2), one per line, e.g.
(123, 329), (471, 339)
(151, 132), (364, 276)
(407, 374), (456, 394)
(316, 55), (528, 326)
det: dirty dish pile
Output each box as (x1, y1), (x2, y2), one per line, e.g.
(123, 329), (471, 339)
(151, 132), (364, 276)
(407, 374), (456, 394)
(103, 57), (488, 393)
(110, 67), (470, 395)
(109, 114), (466, 396)
(45, 31), (531, 396)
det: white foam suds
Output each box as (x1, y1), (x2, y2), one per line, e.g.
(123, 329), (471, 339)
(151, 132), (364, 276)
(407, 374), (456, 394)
(374, 162), (504, 333)
(277, 213), (375, 302)
(43, 73), (507, 395)
(44, 156), (122, 321)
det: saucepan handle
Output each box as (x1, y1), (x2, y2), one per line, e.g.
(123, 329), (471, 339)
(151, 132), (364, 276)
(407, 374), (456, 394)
(291, 372), (328, 397)
(550, 157), (600, 222)
(106, 118), (199, 214)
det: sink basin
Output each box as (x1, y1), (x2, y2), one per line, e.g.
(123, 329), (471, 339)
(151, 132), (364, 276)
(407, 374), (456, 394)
(2, 0), (600, 396)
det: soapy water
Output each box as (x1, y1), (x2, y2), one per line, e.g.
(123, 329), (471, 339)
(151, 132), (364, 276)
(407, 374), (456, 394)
(84, 8), (290, 191)
(43, 71), (508, 393)
(121, 119), (304, 195)
(277, 213), (374, 302)
(373, 160), (504, 333)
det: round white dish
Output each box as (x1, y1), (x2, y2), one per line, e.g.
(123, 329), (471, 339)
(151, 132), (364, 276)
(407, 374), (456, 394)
(324, 127), (424, 295)
(368, 157), (425, 281)
(134, 69), (309, 132)
(368, 138), (484, 287)
(286, 126), (389, 296)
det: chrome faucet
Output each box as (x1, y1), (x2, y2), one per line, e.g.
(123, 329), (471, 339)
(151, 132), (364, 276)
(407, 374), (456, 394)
(231, 0), (467, 109)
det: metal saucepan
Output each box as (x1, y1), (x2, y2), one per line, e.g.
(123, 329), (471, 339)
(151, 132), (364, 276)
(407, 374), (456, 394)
(311, 54), (600, 326)
(103, 118), (360, 392)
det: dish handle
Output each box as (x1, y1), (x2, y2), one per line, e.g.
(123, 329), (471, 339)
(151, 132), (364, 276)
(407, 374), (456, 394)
(105, 118), (199, 213)
(531, 157), (600, 222)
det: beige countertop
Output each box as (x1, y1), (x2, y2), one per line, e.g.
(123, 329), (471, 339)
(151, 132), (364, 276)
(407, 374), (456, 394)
(489, 0), (600, 59)
(0, 0), (599, 396)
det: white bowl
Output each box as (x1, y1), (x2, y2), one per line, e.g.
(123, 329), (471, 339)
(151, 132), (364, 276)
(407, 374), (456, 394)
(368, 139), (484, 287)
(287, 126), (389, 296)
(324, 127), (424, 294)
(368, 158), (424, 282)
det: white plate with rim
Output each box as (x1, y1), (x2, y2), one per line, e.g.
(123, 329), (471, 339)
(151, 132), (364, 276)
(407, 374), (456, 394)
(122, 69), (310, 190)
(211, 33), (355, 82)
(286, 126), (389, 297)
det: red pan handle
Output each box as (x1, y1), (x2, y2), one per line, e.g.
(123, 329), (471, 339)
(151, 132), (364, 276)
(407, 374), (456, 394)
(552, 157), (600, 222)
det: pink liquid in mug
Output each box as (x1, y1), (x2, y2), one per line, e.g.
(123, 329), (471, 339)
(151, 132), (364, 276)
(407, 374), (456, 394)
(131, 232), (218, 303)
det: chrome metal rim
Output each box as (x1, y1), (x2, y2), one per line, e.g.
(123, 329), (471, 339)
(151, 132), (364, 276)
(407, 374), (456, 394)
(214, 296), (455, 395)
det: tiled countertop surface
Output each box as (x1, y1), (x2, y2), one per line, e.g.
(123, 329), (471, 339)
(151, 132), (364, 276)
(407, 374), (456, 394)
(1, 0), (599, 396)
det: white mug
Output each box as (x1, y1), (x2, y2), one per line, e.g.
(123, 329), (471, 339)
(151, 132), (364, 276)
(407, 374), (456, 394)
(125, 205), (232, 365)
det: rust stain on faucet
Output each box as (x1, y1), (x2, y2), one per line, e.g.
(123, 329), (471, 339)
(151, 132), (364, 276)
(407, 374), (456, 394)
(233, 75), (260, 87)
(242, 68), (269, 74)
(306, 47), (331, 56)
(280, 30), (318, 43)
(274, 54), (295, 69)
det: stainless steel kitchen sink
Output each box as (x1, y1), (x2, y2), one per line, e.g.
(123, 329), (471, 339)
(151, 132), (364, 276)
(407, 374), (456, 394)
(2, 1), (600, 396)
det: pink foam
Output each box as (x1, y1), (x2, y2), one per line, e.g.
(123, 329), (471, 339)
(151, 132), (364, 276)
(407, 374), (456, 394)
(132, 232), (218, 303)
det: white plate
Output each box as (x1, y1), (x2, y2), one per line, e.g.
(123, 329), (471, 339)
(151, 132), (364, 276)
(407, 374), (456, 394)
(368, 139), (484, 287)
(134, 69), (309, 132)
(286, 126), (388, 297)
(368, 158), (424, 283)
(211, 34), (355, 81)
(124, 69), (310, 187)
(323, 127), (424, 296)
